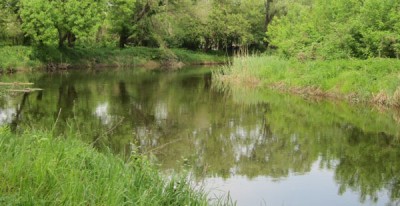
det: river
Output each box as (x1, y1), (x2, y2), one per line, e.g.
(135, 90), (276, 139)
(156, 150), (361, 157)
(1, 67), (400, 205)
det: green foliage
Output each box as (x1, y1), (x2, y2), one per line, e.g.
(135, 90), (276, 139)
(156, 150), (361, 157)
(267, 0), (400, 59)
(3, 0), (400, 59)
(105, 0), (268, 51)
(216, 55), (400, 103)
(108, 0), (137, 48)
(170, 0), (266, 51)
(0, 5), (23, 45)
(109, 0), (137, 32)
(0, 127), (208, 205)
(0, 46), (41, 70)
(19, 0), (105, 47)
(1, 0), (398, 57)
(19, 0), (57, 44)
(172, 48), (227, 64)
(1, 0), (271, 51)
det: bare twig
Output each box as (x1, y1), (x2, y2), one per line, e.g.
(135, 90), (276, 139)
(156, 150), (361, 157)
(144, 138), (184, 155)
(91, 117), (125, 146)
(104, 117), (125, 135)
(52, 108), (62, 132)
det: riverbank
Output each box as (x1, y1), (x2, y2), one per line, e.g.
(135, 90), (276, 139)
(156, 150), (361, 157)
(0, 46), (226, 72)
(215, 55), (400, 107)
(0, 128), (208, 205)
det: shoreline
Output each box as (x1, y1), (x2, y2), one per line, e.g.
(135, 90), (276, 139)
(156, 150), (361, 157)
(215, 55), (400, 108)
(0, 46), (227, 73)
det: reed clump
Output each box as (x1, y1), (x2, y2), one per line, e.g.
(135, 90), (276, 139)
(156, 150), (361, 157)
(392, 87), (400, 108)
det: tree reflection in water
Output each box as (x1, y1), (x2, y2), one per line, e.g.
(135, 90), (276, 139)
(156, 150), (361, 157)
(1, 68), (400, 204)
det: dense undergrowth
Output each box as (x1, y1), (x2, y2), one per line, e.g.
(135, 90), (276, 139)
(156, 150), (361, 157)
(0, 128), (209, 205)
(0, 46), (226, 72)
(215, 55), (400, 106)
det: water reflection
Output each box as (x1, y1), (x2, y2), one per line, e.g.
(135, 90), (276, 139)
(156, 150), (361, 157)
(1, 68), (400, 205)
(94, 103), (112, 125)
(0, 108), (15, 124)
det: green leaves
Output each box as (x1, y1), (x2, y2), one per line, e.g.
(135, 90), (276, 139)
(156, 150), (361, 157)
(19, 0), (105, 47)
(170, 0), (265, 51)
(108, 0), (137, 47)
(2, 0), (269, 51)
(0, 3), (23, 45)
(19, 0), (57, 44)
(267, 0), (400, 59)
(109, 0), (136, 27)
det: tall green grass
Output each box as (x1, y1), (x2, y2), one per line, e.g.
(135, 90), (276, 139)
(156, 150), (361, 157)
(0, 127), (209, 205)
(215, 55), (400, 105)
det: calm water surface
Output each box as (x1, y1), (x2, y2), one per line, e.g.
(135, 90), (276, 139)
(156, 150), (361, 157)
(1, 67), (400, 205)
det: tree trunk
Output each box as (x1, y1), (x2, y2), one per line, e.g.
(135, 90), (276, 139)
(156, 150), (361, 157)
(119, 34), (128, 48)
(67, 32), (76, 48)
(135, 2), (151, 22)
(264, 0), (274, 32)
(58, 30), (68, 48)
(264, 0), (274, 48)
(119, 26), (129, 48)
(203, 38), (211, 52)
(22, 36), (31, 46)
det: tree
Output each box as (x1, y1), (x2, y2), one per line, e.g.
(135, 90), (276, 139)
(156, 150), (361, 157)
(207, 2), (253, 53)
(109, 0), (138, 48)
(109, 0), (174, 48)
(267, 0), (400, 59)
(107, 0), (267, 52)
(357, 0), (400, 58)
(171, 0), (259, 52)
(19, 0), (105, 47)
(0, 0), (26, 45)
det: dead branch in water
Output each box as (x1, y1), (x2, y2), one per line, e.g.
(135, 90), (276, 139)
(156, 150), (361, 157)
(144, 138), (184, 155)
(7, 88), (43, 93)
(0, 82), (34, 86)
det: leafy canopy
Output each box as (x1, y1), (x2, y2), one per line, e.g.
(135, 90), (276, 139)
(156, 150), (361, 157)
(19, 0), (105, 46)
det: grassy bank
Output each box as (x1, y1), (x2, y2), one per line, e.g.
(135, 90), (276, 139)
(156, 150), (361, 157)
(0, 128), (209, 205)
(215, 55), (400, 106)
(0, 46), (226, 72)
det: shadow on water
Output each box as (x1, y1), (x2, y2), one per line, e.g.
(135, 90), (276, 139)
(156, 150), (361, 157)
(1, 67), (400, 205)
